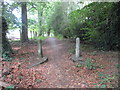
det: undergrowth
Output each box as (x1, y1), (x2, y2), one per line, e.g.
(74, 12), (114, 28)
(85, 58), (96, 70)
(2, 51), (13, 61)
(93, 72), (119, 88)
(56, 34), (64, 40)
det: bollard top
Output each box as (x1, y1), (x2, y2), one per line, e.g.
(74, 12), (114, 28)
(76, 37), (80, 41)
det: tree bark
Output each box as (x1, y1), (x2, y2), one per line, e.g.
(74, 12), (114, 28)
(47, 28), (51, 37)
(38, 39), (43, 58)
(21, 2), (29, 43)
(37, 4), (43, 58)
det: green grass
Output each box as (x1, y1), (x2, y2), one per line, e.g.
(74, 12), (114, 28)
(9, 39), (20, 42)
(33, 36), (48, 40)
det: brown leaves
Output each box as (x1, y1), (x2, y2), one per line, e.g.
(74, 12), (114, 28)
(3, 38), (119, 88)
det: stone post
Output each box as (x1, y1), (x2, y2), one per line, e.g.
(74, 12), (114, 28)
(70, 37), (83, 63)
(76, 38), (80, 58)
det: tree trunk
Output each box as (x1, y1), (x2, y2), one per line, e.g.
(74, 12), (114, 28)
(35, 32), (38, 37)
(37, 4), (43, 58)
(47, 28), (51, 37)
(21, 2), (28, 43)
(30, 31), (32, 39)
(38, 39), (43, 58)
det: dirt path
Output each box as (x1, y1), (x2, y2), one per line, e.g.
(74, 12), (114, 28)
(33, 37), (88, 88)
(4, 37), (118, 88)
(44, 38), (71, 87)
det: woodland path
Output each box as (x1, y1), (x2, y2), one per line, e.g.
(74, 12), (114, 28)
(34, 37), (88, 88)
(4, 37), (118, 88)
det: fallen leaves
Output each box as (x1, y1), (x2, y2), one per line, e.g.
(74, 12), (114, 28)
(2, 39), (119, 88)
